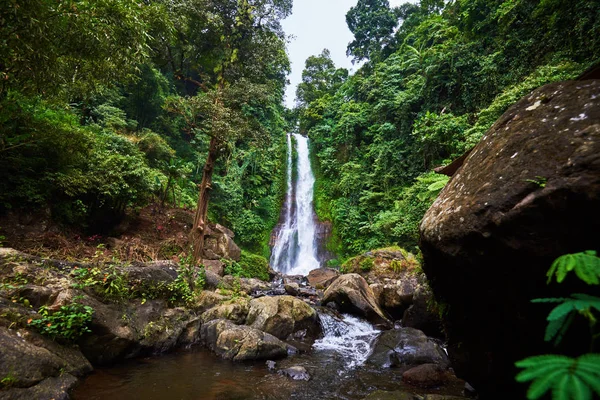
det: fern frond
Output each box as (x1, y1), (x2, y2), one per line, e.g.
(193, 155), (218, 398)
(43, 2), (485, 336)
(547, 302), (577, 321)
(547, 251), (600, 285)
(528, 369), (565, 399)
(516, 354), (600, 400)
(532, 298), (568, 303)
(575, 369), (600, 396)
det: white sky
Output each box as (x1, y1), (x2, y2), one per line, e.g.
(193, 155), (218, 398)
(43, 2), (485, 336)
(282, 0), (414, 108)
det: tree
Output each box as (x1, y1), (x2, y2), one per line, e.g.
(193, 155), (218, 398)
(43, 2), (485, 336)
(346, 0), (399, 62)
(295, 49), (348, 107)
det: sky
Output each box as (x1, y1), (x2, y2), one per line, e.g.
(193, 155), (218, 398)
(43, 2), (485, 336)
(281, 0), (412, 108)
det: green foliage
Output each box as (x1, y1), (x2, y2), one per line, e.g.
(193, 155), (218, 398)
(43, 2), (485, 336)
(70, 263), (129, 302)
(360, 257), (374, 272)
(516, 354), (600, 400)
(29, 297), (93, 342)
(516, 251), (600, 400)
(167, 253), (205, 306)
(547, 251), (600, 285)
(532, 294), (600, 346)
(224, 251), (270, 282)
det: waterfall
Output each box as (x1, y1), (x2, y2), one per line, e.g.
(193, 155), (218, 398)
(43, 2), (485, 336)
(270, 133), (320, 275)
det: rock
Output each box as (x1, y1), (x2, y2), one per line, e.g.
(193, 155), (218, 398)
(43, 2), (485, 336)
(402, 363), (450, 387)
(14, 285), (58, 308)
(266, 360), (277, 370)
(195, 290), (229, 313)
(322, 274), (391, 326)
(419, 80), (600, 397)
(376, 279), (418, 320)
(423, 396), (470, 400)
(245, 295), (319, 340)
(204, 270), (225, 290)
(202, 259), (224, 276)
(201, 298), (250, 324)
(284, 282), (300, 296)
(200, 319), (289, 361)
(1, 374), (79, 400)
(0, 326), (91, 398)
(402, 285), (444, 339)
(203, 223), (241, 261)
(307, 268), (339, 289)
(78, 297), (201, 365)
(368, 327), (449, 369)
(362, 390), (418, 400)
(277, 366), (310, 381)
(126, 260), (178, 283)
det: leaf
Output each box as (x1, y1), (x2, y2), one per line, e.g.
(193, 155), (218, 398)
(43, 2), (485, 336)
(527, 368), (565, 399)
(548, 251), (600, 285)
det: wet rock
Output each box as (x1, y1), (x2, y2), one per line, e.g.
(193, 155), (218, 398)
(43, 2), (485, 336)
(246, 295), (319, 340)
(201, 319), (289, 361)
(307, 268), (339, 289)
(266, 360), (277, 370)
(420, 79), (600, 397)
(368, 327), (449, 369)
(278, 366), (310, 381)
(201, 298), (250, 324)
(1, 374), (79, 400)
(402, 285), (444, 339)
(322, 274), (391, 326)
(402, 363), (451, 387)
(284, 282), (300, 296)
(362, 390), (418, 400)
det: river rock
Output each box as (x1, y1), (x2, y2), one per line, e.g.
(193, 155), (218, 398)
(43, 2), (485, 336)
(246, 295), (319, 340)
(402, 363), (451, 387)
(201, 319), (289, 361)
(402, 285), (444, 339)
(195, 290), (229, 313)
(419, 79), (600, 397)
(307, 268), (339, 289)
(368, 327), (449, 369)
(0, 324), (91, 398)
(362, 390), (418, 400)
(277, 366), (311, 381)
(201, 297), (250, 324)
(322, 274), (391, 326)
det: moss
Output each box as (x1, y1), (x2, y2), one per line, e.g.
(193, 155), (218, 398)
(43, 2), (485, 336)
(224, 250), (270, 281)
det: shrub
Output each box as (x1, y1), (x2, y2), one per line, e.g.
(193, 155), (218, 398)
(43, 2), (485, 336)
(224, 250), (270, 281)
(29, 297), (93, 342)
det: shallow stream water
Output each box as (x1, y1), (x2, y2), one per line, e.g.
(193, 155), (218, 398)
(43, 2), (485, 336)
(74, 314), (465, 400)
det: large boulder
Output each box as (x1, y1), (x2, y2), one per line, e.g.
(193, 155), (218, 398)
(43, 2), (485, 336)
(367, 327), (449, 369)
(307, 268), (339, 289)
(203, 224), (241, 261)
(201, 298), (250, 325)
(0, 325), (91, 398)
(245, 295), (319, 340)
(200, 319), (289, 361)
(322, 274), (391, 326)
(420, 80), (600, 397)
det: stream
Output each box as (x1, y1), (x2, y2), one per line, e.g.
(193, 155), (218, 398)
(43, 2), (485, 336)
(74, 133), (465, 399)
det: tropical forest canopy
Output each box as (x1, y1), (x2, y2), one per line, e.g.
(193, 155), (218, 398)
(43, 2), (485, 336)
(0, 0), (293, 256)
(1, 0), (599, 261)
(295, 0), (600, 260)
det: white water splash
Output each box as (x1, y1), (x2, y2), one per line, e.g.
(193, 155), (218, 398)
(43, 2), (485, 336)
(313, 313), (381, 370)
(270, 133), (320, 275)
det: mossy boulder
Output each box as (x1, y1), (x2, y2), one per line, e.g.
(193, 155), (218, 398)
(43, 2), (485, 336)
(246, 295), (319, 340)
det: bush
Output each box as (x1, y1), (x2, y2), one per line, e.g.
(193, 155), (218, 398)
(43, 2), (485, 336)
(224, 250), (270, 281)
(29, 297), (93, 342)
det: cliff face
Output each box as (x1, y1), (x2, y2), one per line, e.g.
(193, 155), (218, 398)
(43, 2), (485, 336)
(419, 80), (600, 398)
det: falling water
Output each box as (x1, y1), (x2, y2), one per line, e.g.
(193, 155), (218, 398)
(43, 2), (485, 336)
(313, 313), (381, 370)
(270, 133), (320, 275)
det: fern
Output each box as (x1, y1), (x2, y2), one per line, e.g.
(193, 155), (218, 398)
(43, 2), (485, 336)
(532, 295), (600, 345)
(547, 251), (600, 285)
(515, 354), (600, 400)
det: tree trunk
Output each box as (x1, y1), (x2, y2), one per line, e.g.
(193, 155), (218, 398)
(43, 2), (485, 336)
(191, 135), (219, 264)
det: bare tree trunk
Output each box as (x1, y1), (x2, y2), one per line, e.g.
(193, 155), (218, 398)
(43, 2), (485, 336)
(191, 136), (219, 264)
